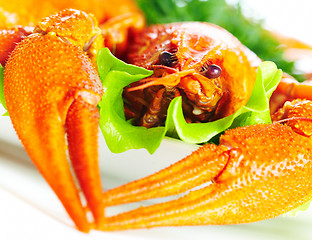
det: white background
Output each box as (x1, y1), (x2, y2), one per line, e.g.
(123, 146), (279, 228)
(1, 1), (312, 240)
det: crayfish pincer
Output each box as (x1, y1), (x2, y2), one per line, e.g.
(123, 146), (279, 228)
(101, 99), (312, 230)
(4, 9), (105, 232)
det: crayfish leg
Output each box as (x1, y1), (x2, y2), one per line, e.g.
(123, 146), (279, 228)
(100, 11), (145, 58)
(270, 75), (312, 113)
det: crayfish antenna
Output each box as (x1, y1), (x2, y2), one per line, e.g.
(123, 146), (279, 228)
(127, 69), (196, 92)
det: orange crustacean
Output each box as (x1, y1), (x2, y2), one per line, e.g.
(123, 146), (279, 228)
(1, 1), (312, 234)
(124, 22), (312, 127)
(4, 9), (105, 232)
(123, 22), (261, 127)
(1, 1), (145, 232)
(101, 99), (312, 230)
(99, 22), (312, 230)
(0, 0), (145, 65)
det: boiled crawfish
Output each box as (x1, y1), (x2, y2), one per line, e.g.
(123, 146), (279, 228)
(124, 22), (260, 127)
(0, 0), (145, 66)
(1, 1), (144, 232)
(97, 22), (312, 230)
(1, 3), (312, 234)
(124, 23), (312, 127)
(102, 99), (312, 230)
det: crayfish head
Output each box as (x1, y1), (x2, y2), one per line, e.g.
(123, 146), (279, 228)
(127, 22), (227, 121)
(178, 72), (223, 114)
(170, 22), (260, 119)
(126, 22), (258, 124)
(34, 8), (104, 64)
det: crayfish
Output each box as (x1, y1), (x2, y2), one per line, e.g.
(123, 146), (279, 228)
(1, 0), (312, 233)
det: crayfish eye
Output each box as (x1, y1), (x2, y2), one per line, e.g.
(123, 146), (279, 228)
(158, 51), (177, 67)
(203, 64), (222, 79)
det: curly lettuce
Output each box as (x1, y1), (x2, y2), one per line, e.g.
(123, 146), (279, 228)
(97, 48), (165, 154)
(0, 65), (8, 116)
(97, 48), (282, 154)
(289, 200), (312, 216)
(0, 49), (282, 153)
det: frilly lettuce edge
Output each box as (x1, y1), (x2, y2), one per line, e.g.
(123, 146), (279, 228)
(1, 48), (309, 216)
(0, 49), (282, 154)
(97, 48), (282, 154)
(0, 65), (8, 116)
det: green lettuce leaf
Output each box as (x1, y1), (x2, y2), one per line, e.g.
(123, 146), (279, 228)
(97, 48), (282, 153)
(289, 199), (312, 216)
(0, 65), (8, 116)
(97, 48), (166, 154)
(165, 61), (282, 143)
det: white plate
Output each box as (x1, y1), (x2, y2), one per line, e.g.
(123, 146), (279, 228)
(1, 1), (312, 239)
(2, 104), (312, 240)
